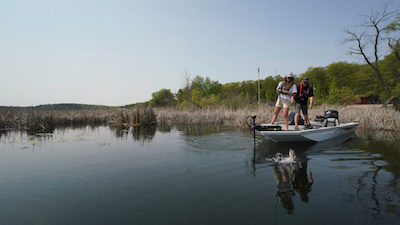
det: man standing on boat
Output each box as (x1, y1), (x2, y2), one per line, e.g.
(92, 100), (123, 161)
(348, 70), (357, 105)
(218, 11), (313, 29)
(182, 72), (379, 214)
(294, 77), (314, 130)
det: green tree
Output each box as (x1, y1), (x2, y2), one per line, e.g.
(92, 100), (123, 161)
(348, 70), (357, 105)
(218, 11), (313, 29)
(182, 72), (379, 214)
(175, 75), (221, 108)
(191, 76), (222, 97)
(149, 89), (177, 107)
(301, 67), (329, 103)
(351, 65), (378, 96)
(238, 80), (258, 105)
(219, 82), (242, 108)
(176, 88), (191, 106)
(326, 62), (359, 88)
(261, 76), (281, 103)
(327, 86), (357, 104)
(386, 12), (400, 61)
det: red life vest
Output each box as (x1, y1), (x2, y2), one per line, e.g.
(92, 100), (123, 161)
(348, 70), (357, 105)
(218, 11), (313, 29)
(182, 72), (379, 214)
(299, 82), (311, 97)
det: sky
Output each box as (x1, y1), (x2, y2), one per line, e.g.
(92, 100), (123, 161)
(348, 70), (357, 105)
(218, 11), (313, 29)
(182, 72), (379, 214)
(1, 0), (399, 106)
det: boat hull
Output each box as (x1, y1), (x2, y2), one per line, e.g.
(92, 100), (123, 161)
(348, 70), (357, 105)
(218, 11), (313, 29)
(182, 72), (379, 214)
(256, 122), (359, 143)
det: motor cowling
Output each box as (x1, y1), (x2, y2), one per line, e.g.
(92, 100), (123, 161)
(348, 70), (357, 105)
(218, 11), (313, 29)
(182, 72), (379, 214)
(324, 110), (338, 120)
(315, 110), (339, 127)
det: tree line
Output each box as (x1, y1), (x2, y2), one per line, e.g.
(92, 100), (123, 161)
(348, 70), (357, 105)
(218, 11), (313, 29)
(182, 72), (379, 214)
(136, 9), (400, 110)
(145, 52), (398, 109)
(0, 103), (112, 110)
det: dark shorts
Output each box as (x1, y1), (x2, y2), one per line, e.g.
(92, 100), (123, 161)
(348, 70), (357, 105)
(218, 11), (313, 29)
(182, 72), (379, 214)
(294, 102), (308, 114)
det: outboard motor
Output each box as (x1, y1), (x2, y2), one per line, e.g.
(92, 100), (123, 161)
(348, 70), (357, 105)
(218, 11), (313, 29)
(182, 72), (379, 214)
(315, 110), (339, 127)
(324, 110), (339, 119)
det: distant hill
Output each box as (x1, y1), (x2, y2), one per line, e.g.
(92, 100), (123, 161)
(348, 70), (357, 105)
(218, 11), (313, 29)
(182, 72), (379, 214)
(0, 103), (114, 110)
(122, 101), (150, 108)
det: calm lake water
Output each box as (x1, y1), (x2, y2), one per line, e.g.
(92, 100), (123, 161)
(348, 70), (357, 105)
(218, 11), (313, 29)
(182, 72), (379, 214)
(0, 125), (399, 225)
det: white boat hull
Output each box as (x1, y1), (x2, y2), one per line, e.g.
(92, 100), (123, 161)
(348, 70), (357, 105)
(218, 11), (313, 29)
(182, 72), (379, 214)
(256, 122), (359, 143)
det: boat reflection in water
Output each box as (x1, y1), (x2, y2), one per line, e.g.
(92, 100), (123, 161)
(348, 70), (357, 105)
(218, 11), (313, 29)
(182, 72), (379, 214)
(273, 159), (313, 214)
(249, 132), (359, 214)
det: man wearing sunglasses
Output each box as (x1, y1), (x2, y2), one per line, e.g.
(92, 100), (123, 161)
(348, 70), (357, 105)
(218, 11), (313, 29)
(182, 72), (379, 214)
(294, 77), (314, 130)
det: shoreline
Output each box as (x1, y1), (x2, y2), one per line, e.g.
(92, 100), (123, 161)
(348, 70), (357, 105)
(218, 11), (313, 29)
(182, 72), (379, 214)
(1, 105), (399, 132)
(155, 104), (400, 131)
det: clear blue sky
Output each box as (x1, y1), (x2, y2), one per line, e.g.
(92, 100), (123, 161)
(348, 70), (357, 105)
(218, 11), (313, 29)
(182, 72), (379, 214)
(1, 0), (399, 106)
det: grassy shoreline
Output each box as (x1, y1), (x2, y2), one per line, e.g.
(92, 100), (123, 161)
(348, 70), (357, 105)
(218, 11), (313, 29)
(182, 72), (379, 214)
(1, 105), (399, 133)
(155, 104), (400, 131)
(0, 108), (156, 133)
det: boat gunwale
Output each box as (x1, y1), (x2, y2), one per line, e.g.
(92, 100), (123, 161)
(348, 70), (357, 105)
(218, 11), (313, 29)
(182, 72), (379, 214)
(256, 122), (359, 135)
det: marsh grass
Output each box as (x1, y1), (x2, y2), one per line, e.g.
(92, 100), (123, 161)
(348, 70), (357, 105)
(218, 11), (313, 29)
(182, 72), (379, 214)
(155, 104), (400, 131)
(112, 108), (156, 127)
(1, 104), (399, 133)
(155, 106), (276, 127)
(0, 108), (157, 133)
(311, 104), (400, 131)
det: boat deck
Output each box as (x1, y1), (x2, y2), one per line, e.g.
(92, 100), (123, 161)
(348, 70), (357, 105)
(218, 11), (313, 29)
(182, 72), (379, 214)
(262, 121), (326, 131)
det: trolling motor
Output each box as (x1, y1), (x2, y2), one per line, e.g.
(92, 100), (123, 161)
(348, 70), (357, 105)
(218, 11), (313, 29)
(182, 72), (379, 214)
(246, 115), (257, 129)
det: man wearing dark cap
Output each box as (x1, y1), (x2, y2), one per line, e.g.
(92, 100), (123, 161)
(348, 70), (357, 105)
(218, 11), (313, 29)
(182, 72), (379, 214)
(294, 77), (314, 130)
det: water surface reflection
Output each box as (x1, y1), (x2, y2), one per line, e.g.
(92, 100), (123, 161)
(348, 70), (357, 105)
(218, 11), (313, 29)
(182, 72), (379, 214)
(111, 126), (156, 142)
(273, 159), (314, 214)
(250, 129), (400, 223)
(0, 125), (399, 225)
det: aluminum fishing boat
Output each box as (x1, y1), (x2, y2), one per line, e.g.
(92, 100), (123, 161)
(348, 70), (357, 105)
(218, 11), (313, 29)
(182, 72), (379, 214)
(254, 121), (359, 142)
(249, 110), (359, 143)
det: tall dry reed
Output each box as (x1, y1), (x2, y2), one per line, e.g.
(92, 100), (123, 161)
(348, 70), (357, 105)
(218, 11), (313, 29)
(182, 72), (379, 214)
(111, 108), (156, 127)
(309, 105), (400, 131)
(155, 104), (400, 131)
(155, 105), (276, 127)
(0, 108), (157, 133)
(1, 105), (399, 132)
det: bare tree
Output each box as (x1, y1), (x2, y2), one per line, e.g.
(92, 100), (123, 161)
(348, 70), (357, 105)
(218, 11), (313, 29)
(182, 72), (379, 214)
(344, 7), (397, 97)
(183, 69), (192, 89)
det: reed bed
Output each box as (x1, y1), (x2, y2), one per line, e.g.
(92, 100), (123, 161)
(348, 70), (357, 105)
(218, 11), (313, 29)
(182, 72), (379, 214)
(310, 105), (400, 131)
(156, 106), (273, 127)
(156, 105), (281, 127)
(1, 105), (399, 133)
(0, 108), (156, 133)
(110, 108), (156, 127)
(155, 104), (400, 131)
